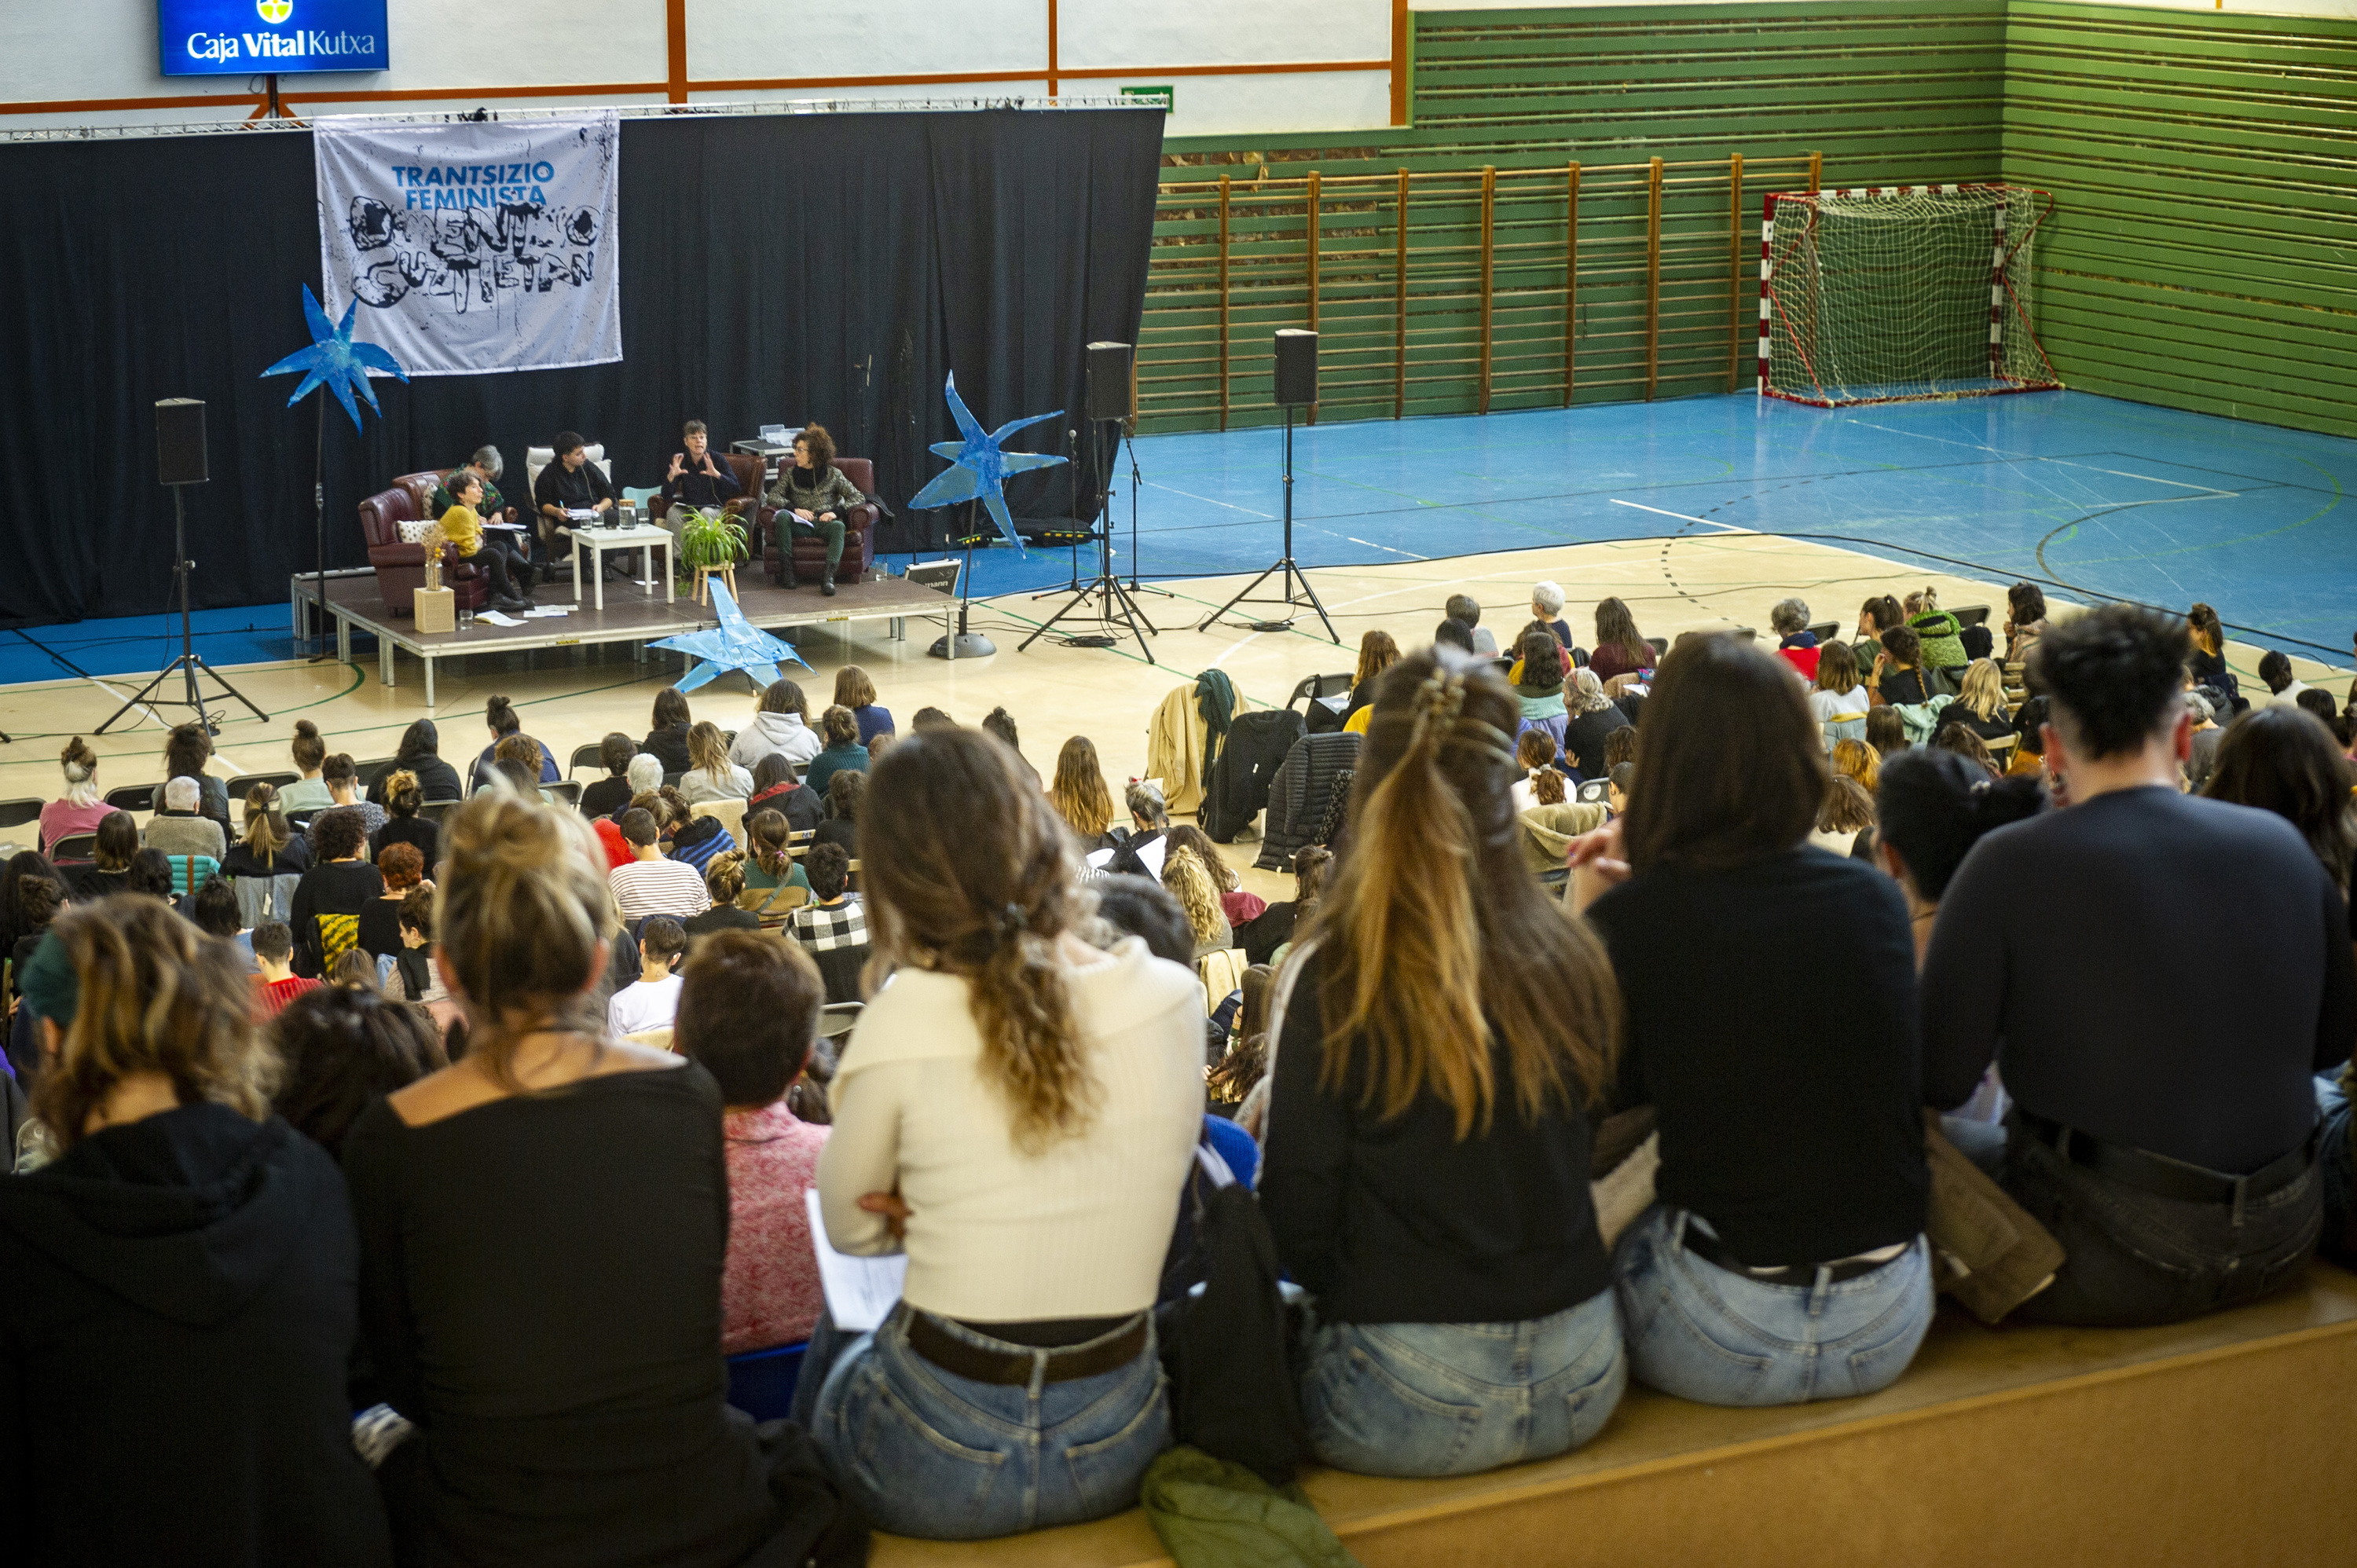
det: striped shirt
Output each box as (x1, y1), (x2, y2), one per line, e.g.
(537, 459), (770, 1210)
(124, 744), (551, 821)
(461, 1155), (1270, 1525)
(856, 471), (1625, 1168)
(609, 856), (712, 922)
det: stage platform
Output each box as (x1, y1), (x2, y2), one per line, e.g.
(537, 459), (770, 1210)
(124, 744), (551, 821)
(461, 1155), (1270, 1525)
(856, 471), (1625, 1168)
(288, 568), (956, 707)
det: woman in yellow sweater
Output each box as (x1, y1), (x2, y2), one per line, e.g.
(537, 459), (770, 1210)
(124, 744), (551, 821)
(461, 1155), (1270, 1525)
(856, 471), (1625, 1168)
(440, 471), (533, 610)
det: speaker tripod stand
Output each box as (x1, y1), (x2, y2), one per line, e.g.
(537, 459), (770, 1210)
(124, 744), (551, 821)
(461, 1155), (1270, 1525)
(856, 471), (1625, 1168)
(1021, 422), (1157, 663)
(97, 482), (270, 735)
(1195, 405), (1339, 643)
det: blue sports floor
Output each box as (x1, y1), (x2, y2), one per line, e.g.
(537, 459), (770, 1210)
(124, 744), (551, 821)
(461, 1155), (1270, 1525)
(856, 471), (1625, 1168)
(7, 389), (2351, 686)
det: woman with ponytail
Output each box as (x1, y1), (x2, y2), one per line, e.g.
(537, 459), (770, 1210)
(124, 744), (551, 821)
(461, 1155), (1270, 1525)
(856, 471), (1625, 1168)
(1569, 634), (1932, 1408)
(1259, 649), (1628, 1478)
(797, 727), (1203, 1539)
(38, 735), (112, 855)
(340, 784), (855, 1565)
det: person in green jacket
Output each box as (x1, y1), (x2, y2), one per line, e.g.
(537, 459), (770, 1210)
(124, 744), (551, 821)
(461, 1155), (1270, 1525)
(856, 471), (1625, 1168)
(1905, 586), (1967, 670)
(764, 424), (866, 595)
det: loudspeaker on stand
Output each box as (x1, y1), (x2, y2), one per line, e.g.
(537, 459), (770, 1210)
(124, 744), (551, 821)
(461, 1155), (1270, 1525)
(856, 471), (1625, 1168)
(1085, 342), (1135, 422)
(156, 397), (208, 485)
(1274, 329), (1318, 408)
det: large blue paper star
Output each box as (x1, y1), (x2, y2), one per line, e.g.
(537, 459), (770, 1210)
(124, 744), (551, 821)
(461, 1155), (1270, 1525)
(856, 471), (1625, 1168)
(648, 579), (810, 693)
(261, 284), (407, 431)
(905, 372), (1067, 555)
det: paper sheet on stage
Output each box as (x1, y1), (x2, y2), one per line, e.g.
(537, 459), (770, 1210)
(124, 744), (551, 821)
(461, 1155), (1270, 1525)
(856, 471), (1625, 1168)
(476, 610), (525, 627)
(805, 1188), (907, 1332)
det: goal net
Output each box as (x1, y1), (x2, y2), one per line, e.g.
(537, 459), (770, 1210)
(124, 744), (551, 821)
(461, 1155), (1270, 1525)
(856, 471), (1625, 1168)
(1758, 184), (2060, 407)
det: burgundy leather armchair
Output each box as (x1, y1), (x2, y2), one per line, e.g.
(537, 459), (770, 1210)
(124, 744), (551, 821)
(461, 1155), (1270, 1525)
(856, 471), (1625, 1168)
(360, 469), (490, 615)
(755, 456), (883, 586)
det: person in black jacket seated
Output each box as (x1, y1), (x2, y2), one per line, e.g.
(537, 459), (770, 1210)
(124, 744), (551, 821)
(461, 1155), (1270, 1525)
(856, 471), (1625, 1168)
(658, 419), (741, 536)
(641, 685), (695, 777)
(290, 808), (385, 978)
(368, 770), (439, 867)
(745, 752), (824, 834)
(340, 787), (858, 1566)
(815, 768), (863, 857)
(1261, 650), (1627, 1476)
(1923, 606), (2356, 1324)
(764, 423), (867, 595)
(1571, 633), (1933, 1406)
(1237, 844), (1330, 967)
(1105, 781), (1170, 877)
(579, 733), (640, 820)
(531, 430), (617, 577)
(368, 718), (463, 808)
(0, 896), (397, 1565)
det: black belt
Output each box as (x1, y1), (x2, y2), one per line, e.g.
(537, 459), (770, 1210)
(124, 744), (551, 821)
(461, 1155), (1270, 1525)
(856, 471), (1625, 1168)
(2018, 1111), (2315, 1209)
(1680, 1223), (1902, 1287)
(903, 1310), (1149, 1387)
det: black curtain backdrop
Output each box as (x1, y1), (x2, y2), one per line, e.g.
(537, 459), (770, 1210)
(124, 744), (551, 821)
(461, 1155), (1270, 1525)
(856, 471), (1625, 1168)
(0, 108), (1162, 625)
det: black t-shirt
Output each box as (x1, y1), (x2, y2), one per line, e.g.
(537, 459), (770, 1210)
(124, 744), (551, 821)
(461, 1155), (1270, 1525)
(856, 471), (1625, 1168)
(531, 456), (614, 515)
(1880, 667), (1930, 707)
(1259, 947), (1612, 1324)
(357, 896), (409, 960)
(1563, 706), (1632, 780)
(683, 905), (763, 940)
(369, 815), (439, 867)
(1923, 786), (2356, 1172)
(580, 776), (636, 820)
(1588, 848), (1929, 1265)
(641, 725), (693, 776)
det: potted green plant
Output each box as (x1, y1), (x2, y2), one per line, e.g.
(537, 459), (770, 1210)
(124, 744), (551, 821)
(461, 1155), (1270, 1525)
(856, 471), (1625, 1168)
(675, 507), (749, 590)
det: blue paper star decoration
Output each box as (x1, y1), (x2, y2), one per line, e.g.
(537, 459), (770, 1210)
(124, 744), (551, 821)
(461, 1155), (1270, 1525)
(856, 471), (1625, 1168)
(649, 578), (811, 693)
(261, 284), (408, 430)
(905, 372), (1068, 555)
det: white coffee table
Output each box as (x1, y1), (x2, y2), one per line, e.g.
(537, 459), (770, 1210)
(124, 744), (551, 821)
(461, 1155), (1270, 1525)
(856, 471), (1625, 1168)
(570, 524), (676, 611)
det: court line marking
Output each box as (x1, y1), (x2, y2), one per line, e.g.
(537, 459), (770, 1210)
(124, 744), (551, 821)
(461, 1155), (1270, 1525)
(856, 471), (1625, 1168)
(1609, 499), (1746, 532)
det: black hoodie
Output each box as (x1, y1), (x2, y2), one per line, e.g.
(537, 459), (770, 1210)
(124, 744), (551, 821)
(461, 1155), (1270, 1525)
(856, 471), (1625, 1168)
(0, 1103), (394, 1566)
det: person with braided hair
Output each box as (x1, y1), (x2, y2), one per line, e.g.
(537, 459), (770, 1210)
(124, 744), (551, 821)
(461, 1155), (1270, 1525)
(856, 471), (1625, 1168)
(795, 727), (1204, 1539)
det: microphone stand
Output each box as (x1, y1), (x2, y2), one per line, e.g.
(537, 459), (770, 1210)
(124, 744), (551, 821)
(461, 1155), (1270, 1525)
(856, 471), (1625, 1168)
(1118, 420), (1173, 602)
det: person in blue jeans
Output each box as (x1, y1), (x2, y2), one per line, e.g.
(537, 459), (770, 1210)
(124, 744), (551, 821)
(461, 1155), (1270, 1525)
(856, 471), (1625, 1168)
(1260, 650), (1628, 1476)
(2321, 1072), (2355, 1266)
(792, 727), (1206, 1538)
(1571, 634), (1933, 1406)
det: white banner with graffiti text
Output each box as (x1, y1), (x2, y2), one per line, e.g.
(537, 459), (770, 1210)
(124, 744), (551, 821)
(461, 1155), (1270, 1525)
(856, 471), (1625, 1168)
(314, 110), (621, 376)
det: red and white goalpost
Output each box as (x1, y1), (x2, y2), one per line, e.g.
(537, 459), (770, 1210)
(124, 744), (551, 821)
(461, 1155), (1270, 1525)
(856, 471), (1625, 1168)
(1758, 183), (2061, 408)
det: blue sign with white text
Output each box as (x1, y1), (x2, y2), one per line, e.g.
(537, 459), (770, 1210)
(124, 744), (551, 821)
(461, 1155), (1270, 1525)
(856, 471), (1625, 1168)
(159, 0), (388, 75)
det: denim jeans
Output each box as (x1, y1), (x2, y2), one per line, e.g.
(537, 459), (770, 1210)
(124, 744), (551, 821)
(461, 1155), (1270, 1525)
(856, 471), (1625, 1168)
(1297, 1290), (1625, 1478)
(2314, 1075), (2352, 1267)
(1614, 1206), (1935, 1407)
(792, 1306), (1171, 1540)
(1951, 1113), (2322, 1327)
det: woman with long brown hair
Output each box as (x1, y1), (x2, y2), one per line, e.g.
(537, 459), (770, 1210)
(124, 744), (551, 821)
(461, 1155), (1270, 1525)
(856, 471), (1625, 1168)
(1343, 628), (1402, 720)
(1160, 844), (1232, 958)
(833, 663), (894, 745)
(1047, 735), (1117, 848)
(1569, 634), (1930, 1407)
(680, 720), (753, 804)
(2187, 601), (2240, 709)
(341, 786), (849, 1563)
(0, 896), (395, 1564)
(1260, 650), (1627, 1478)
(1587, 596), (1656, 683)
(798, 728), (1203, 1538)
(764, 423), (866, 594)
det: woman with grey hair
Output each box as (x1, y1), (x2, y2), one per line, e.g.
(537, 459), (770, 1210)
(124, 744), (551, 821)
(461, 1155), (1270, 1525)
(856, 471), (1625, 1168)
(1563, 666), (1633, 780)
(1769, 596), (1823, 680)
(626, 752), (665, 800)
(1530, 581), (1574, 650)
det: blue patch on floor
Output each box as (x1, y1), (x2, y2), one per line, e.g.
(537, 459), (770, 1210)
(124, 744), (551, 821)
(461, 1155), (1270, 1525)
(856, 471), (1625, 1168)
(13, 389), (2352, 687)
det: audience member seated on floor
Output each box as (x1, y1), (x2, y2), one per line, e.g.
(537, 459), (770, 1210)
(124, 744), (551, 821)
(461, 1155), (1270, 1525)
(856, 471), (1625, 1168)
(251, 921), (322, 1020)
(1446, 592), (1499, 657)
(270, 983), (445, 1161)
(1435, 615), (1475, 655)
(65, 811), (141, 899)
(2004, 581), (2049, 664)
(1510, 628), (1571, 753)
(1091, 873), (1197, 974)
(2255, 648), (2314, 708)
(685, 852), (764, 940)
(981, 709), (1038, 785)
(1344, 629), (1402, 722)
(1810, 641), (1872, 749)
(911, 706), (956, 734)
(1875, 749), (2045, 971)
(1588, 597), (1658, 686)
(387, 889), (446, 1006)
(1207, 964), (1274, 1115)
(1530, 581), (1574, 653)
(1865, 705), (1909, 760)
(802, 705), (871, 802)
(786, 843), (867, 1006)
(438, 469), (535, 612)
(370, 771), (439, 866)
(640, 685), (695, 775)
(1160, 845), (1233, 959)
(767, 423), (865, 595)
(817, 771), (863, 857)
(1571, 633), (1933, 1407)
(279, 720), (335, 813)
(731, 677), (823, 772)
(39, 735), (113, 856)
(579, 734), (638, 819)
(1105, 782), (1171, 877)
(0, 896), (398, 1563)
(1049, 735), (1120, 851)
(1923, 605), (2356, 1326)
(148, 721), (230, 829)
(1261, 650), (1628, 1477)
(311, 754), (389, 848)
(221, 784), (311, 891)
(742, 810), (813, 895)
(794, 727), (1201, 1539)
(2181, 688), (2225, 791)
(673, 931), (831, 1354)
(2201, 705), (2356, 895)
(369, 719), (464, 807)
(609, 808), (712, 922)
(1166, 823), (1266, 929)
(1809, 775), (1876, 858)
(1607, 761), (1634, 818)
(834, 665), (894, 746)
(340, 787), (853, 1565)
(1238, 844), (1331, 969)
(2295, 687), (2339, 732)
(2183, 600), (2240, 709)
(1564, 666), (1633, 779)
(471, 695), (560, 792)
(291, 808), (383, 979)
(745, 752), (822, 833)
(608, 916), (686, 1037)
(145, 775), (227, 863)
(681, 721), (754, 805)
(358, 842), (425, 962)
(1769, 596), (1820, 680)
